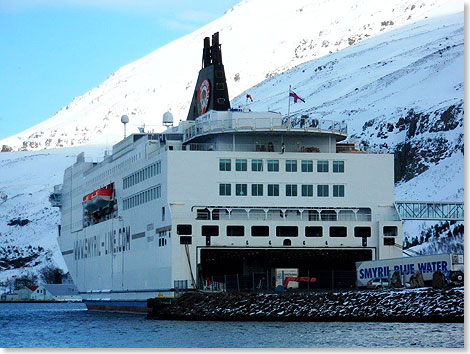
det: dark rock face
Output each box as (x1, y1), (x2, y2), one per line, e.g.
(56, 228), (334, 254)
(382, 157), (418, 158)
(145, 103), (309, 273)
(1, 145), (13, 152)
(7, 219), (30, 226)
(147, 288), (463, 323)
(354, 103), (464, 183)
(0, 245), (45, 270)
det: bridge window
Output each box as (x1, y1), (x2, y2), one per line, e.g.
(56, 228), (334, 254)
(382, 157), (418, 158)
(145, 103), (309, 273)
(333, 161), (344, 173)
(236, 159), (247, 171)
(286, 184), (298, 197)
(202, 225), (219, 237)
(219, 159), (231, 171)
(268, 184), (279, 196)
(354, 226), (371, 238)
(267, 160), (279, 172)
(301, 184), (313, 197)
(317, 161), (329, 173)
(252, 159), (263, 172)
(276, 226), (298, 237)
(286, 160), (297, 172)
(330, 226), (347, 237)
(227, 226), (244, 237)
(251, 226), (269, 237)
(383, 226), (398, 236)
(177, 225), (192, 235)
(317, 185), (329, 197)
(333, 185), (345, 197)
(301, 160), (313, 172)
(219, 183), (231, 196)
(236, 184), (247, 196)
(384, 237), (395, 246)
(305, 226), (323, 237)
(251, 184), (263, 196)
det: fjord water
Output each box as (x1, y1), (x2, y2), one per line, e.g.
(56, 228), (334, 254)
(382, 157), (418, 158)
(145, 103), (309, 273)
(0, 302), (463, 348)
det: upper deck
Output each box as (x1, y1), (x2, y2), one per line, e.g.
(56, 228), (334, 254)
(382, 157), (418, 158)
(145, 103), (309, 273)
(182, 110), (348, 144)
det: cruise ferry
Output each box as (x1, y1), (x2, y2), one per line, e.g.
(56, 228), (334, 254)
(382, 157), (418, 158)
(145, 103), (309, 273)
(56, 32), (403, 312)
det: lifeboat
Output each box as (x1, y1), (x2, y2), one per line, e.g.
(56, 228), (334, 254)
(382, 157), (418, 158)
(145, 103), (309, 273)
(83, 183), (114, 214)
(92, 185), (113, 208)
(83, 193), (97, 211)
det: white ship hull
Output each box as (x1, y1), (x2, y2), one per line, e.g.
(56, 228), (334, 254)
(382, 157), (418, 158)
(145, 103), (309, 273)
(57, 123), (402, 311)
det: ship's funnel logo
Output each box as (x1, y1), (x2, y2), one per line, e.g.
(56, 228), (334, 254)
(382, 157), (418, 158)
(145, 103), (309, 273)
(198, 79), (211, 114)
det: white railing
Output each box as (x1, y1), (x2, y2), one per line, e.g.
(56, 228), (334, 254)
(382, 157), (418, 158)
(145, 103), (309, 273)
(183, 117), (347, 142)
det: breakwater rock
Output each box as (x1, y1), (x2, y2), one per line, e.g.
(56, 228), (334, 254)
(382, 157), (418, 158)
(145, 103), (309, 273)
(148, 287), (463, 323)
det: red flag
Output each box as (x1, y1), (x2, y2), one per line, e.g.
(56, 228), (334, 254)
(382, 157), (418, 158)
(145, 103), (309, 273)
(289, 91), (305, 103)
(246, 93), (253, 102)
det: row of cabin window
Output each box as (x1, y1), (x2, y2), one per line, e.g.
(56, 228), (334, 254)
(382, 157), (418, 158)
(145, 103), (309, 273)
(177, 224), (398, 238)
(219, 159), (344, 173)
(123, 185), (161, 210)
(123, 161), (162, 190)
(219, 183), (345, 197)
(92, 153), (141, 186)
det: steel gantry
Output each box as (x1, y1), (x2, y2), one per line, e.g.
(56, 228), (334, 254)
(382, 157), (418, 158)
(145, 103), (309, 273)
(395, 201), (464, 221)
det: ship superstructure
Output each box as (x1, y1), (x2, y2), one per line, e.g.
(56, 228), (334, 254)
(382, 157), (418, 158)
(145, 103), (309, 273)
(57, 33), (403, 311)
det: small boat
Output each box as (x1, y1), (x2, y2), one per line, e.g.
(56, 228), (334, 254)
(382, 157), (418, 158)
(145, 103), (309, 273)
(83, 193), (97, 212)
(92, 185), (113, 208)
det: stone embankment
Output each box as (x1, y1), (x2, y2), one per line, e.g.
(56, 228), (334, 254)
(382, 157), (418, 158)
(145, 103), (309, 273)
(147, 287), (463, 323)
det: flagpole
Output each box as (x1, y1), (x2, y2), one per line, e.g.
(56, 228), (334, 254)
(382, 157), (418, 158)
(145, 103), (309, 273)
(287, 85), (291, 127)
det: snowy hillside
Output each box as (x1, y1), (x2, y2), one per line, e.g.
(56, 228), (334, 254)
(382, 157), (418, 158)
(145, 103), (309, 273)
(0, 146), (106, 283)
(0, 0), (462, 152)
(404, 220), (464, 255)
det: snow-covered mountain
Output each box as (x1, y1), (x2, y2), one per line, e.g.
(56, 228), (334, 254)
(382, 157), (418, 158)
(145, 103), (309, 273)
(0, 0), (462, 152)
(0, 0), (464, 283)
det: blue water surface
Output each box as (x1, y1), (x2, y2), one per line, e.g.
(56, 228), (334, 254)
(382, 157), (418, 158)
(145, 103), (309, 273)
(0, 302), (464, 348)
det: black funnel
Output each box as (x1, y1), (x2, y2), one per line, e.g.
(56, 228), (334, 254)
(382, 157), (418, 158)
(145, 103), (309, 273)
(186, 32), (231, 121)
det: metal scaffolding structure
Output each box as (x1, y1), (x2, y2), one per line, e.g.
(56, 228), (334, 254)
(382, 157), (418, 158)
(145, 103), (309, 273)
(395, 201), (464, 221)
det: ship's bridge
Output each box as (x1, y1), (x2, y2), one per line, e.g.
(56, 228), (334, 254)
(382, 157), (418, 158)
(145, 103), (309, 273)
(182, 110), (348, 147)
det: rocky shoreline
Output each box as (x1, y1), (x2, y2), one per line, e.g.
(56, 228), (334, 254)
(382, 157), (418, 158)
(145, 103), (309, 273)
(147, 287), (464, 323)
